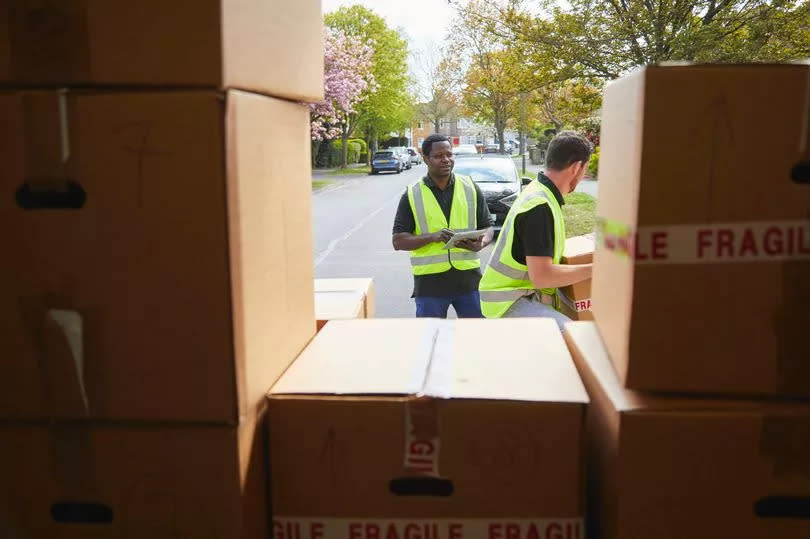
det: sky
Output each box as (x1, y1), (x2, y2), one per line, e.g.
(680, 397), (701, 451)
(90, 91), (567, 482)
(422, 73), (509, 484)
(321, 0), (456, 88)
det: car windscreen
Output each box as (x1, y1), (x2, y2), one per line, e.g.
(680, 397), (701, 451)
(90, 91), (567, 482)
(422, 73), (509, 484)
(374, 152), (393, 158)
(453, 159), (518, 183)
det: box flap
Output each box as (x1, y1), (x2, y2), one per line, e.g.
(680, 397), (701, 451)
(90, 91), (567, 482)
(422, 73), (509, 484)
(423, 319), (588, 403)
(269, 319), (438, 396)
(564, 322), (810, 413)
(563, 234), (595, 264)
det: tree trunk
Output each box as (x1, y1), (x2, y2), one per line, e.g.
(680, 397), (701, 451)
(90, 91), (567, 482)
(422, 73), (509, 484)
(340, 125), (349, 168)
(433, 119), (441, 133)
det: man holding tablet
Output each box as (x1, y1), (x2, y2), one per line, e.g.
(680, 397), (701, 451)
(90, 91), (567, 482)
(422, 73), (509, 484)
(392, 134), (493, 318)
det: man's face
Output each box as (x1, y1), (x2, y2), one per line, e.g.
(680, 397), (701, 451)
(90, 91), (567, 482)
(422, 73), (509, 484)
(426, 141), (454, 177)
(567, 161), (588, 194)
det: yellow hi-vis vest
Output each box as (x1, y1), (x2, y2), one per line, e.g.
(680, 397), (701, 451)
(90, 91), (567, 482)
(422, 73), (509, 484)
(478, 179), (566, 318)
(406, 175), (481, 275)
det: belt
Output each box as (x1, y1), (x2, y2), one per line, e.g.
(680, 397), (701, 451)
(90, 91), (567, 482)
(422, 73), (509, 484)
(532, 291), (556, 306)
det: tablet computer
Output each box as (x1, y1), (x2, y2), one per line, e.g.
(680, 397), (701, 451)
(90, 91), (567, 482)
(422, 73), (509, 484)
(442, 228), (490, 250)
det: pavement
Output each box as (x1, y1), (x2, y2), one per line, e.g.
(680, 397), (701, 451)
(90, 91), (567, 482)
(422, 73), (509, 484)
(311, 157), (598, 318)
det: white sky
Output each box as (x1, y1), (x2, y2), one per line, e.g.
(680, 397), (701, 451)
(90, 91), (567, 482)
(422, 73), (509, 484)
(321, 0), (455, 51)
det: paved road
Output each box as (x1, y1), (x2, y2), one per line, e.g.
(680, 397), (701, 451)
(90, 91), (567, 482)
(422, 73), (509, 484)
(311, 163), (598, 318)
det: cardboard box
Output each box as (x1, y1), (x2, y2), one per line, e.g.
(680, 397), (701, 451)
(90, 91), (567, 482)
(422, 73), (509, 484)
(0, 89), (315, 422)
(314, 290), (366, 332)
(0, 0), (323, 101)
(564, 321), (810, 539)
(268, 319), (588, 535)
(0, 411), (268, 538)
(314, 277), (376, 318)
(560, 234), (594, 320)
(593, 64), (810, 397)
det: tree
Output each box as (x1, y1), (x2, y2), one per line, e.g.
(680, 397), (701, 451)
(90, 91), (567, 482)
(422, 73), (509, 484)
(531, 81), (602, 132)
(494, 0), (810, 81)
(310, 27), (375, 162)
(325, 6), (414, 160)
(414, 43), (463, 133)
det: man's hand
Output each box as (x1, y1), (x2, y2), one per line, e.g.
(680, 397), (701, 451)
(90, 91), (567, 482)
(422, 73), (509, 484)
(455, 238), (484, 251)
(430, 228), (455, 244)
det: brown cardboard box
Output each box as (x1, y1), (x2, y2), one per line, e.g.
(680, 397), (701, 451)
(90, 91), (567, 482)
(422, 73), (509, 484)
(564, 321), (810, 539)
(560, 234), (594, 321)
(268, 318), (588, 536)
(0, 89), (315, 422)
(593, 64), (810, 397)
(314, 290), (366, 332)
(314, 278), (376, 318)
(0, 0), (323, 101)
(0, 411), (268, 538)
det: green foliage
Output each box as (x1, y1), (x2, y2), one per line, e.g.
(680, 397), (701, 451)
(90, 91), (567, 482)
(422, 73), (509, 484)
(348, 138), (368, 155)
(588, 146), (600, 179)
(326, 6), (415, 146)
(332, 139), (362, 164)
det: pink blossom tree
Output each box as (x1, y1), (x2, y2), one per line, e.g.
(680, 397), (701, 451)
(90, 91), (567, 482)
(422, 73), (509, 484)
(311, 28), (376, 167)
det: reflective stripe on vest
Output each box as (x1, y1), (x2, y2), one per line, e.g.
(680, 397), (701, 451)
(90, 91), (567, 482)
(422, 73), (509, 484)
(479, 180), (566, 318)
(407, 175), (481, 275)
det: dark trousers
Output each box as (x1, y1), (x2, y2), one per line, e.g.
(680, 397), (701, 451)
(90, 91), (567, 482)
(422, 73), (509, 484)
(414, 290), (483, 319)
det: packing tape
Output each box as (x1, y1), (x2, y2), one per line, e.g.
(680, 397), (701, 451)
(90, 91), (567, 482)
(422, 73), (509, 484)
(597, 218), (810, 264)
(8, 0), (92, 82)
(558, 289), (591, 313)
(402, 321), (453, 477)
(760, 414), (810, 477)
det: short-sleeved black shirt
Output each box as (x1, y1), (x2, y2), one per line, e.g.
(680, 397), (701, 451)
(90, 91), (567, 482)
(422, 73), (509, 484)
(511, 174), (566, 264)
(392, 174), (492, 298)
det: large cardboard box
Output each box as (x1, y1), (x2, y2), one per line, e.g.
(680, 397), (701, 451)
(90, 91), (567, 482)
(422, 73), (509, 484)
(0, 0), (323, 101)
(559, 234), (594, 321)
(314, 278), (376, 318)
(268, 319), (588, 536)
(593, 64), (810, 397)
(0, 89), (315, 422)
(564, 321), (810, 539)
(0, 411), (268, 538)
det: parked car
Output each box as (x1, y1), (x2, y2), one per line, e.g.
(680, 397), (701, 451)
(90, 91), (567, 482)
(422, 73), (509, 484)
(390, 146), (412, 169)
(406, 147), (422, 165)
(453, 144), (479, 156)
(482, 144), (500, 154)
(452, 155), (533, 236)
(371, 150), (402, 174)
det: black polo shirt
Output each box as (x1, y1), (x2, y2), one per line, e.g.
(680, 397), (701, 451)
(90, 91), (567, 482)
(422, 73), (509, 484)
(511, 173), (566, 264)
(392, 174), (491, 297)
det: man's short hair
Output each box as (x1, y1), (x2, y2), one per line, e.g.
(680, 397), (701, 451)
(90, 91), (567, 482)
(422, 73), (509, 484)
(545, 131), (593, 171)
(422, 134), (451, 158)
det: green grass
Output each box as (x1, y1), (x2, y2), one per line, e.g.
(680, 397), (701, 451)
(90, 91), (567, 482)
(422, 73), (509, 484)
(327, 165), (371, 176)
(312, 180), (333, 190)
(562, 192), (596, 237)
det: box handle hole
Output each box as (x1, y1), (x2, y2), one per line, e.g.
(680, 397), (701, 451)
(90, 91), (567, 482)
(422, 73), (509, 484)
(16, 180), (86, 209)
(389, 476), (454, 497)
(51, 502), (113, 524)
(754, 496), (810, 519)
(792, 162), (810, 184)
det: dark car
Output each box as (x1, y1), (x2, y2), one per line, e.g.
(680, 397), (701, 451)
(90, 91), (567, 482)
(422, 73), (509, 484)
(453, 155), (533, 236)
(371, 151), (402, 174)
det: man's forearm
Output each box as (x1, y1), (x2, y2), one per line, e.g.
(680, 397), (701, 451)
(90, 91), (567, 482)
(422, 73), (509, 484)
(393, 232), (437, 251)
(531, 263), (592, 289)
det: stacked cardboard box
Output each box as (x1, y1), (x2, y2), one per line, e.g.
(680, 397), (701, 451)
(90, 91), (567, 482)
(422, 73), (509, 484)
(569, 63), (810, 538)
(268, 318), (589, 536)
(314, 278), (376, 331)
(0, 2), (323, 536)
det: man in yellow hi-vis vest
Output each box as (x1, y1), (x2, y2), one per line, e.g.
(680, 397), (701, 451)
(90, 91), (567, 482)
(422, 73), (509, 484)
(479, 132), (593, 328)
(392, 134), (493, 318)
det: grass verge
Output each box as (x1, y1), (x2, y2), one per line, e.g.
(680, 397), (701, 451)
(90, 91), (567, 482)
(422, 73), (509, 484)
(562, 192), (596, 237)
(312, 180), (333, 190)
(327, 166), (371, 176)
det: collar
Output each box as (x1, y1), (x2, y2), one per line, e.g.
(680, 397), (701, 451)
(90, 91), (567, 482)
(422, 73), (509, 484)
(538, 173), (565, 206)
(424, 173), (455, 190)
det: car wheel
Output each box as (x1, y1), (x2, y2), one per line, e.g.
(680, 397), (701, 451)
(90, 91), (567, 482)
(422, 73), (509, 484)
(397, 165), (402, 174)
(370, 169), (377, 175)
